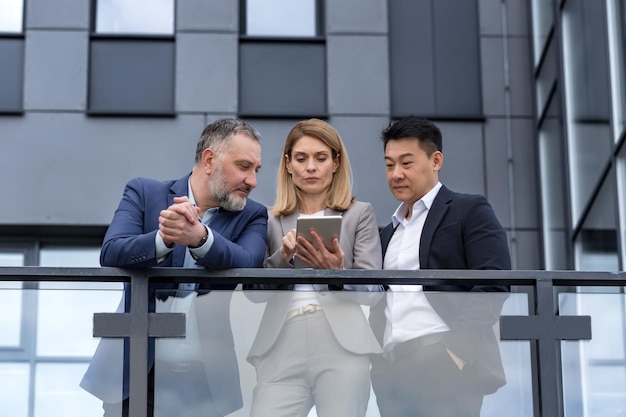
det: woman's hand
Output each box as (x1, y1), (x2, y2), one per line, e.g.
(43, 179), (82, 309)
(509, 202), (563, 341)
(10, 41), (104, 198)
(294, 229), (344, 269)
(279, 229), (298, 262)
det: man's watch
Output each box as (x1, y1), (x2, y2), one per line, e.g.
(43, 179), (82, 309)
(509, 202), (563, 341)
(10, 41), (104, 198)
(189, 226), (209, 249)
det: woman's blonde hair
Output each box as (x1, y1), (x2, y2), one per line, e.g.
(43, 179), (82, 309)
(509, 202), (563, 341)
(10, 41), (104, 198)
(271, 119), (354, 216)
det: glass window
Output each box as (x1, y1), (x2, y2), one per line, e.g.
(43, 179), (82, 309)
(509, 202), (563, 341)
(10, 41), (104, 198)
(616, 145), (626, 269)
(389, 0), (482, 118)
(0, 38), (24, 112)
(530, 0), (554, 67)
(539, 92), (569, 270)
(239, 41), (326, 117)
(0, 0), (23, 33)
(561, 0), (613, 224)
(606, 0), (626, 139)
(575, 172), (619, 271)
(245, 0), (317, 37)
(95, 0), (175, 35)
(88, 39), (175, 114)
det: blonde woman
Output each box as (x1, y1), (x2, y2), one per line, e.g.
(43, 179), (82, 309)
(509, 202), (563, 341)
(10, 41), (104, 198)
(245, 119), (383, 417)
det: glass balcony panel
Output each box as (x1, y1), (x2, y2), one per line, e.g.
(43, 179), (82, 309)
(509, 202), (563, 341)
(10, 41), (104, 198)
(560, 291), (626, 416)
(0, 288), (22, 347)
(37, 287), (124, 356)
(34, 363), (104, 417)
(0, 363), (29, 417)
(151, 289), (532, 417)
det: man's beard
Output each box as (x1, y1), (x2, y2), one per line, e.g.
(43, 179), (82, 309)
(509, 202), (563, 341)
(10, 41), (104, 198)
(209, 163), (250, 211)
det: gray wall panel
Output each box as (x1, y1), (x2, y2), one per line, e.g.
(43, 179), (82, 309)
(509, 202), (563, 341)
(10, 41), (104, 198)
(482, 37), (533, 118)
(481, 37), (506, 117)
(177, 0), (238, 32)
(0, 114), (206, 225)
(479, 0), (529, 36)
(26, 0), (90, 29)
(510, 118), (538, 228)
(484, 118), (512, 228)
(327, 35), (389, 115)
(176, 33), (238, 113)
(506, 37), (533, 117)
(239, 119), (297, 208)
(23, 31), (88, 111)
(437, 122), (486, 197)
(330, 116), (396, 227)
(510, 230), (541, 269)
(326, 0), (387, 34)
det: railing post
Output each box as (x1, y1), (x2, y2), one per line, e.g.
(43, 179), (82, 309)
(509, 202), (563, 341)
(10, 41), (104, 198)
(128, 270), (149, 417)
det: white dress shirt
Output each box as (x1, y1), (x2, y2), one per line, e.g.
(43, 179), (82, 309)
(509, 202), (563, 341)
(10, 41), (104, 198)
(383, 182), (449, 356)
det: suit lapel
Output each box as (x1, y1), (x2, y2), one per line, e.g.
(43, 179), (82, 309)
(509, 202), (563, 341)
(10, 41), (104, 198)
(419, 185), (453, 269)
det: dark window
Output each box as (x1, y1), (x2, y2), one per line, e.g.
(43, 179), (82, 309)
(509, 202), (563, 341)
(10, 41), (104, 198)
(88, 0), (175, 115)
(389, 0), (482, 119)
(238, 0), (327, 118)
(0, 38), (24, 113)
(0, 0), (24, 113)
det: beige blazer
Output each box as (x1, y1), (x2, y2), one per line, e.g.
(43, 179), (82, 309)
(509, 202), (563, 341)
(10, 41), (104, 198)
(246, 201), (384, 361)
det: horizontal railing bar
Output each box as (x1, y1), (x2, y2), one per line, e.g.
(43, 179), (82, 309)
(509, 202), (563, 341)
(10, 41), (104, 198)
(0, 267), (625, 286)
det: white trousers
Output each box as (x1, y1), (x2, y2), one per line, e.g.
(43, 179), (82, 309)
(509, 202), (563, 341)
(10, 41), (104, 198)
(250, 310), (372, 417)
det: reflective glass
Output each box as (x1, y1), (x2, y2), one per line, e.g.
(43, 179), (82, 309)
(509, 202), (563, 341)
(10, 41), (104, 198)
(618, 147), (626, 268)
(561, 0), (613, 224)
(0, 363), (29, 417)
(245, 0), (317, 37)
(560, 291), (626, 416)
(149, 290), (532, 417)
(539, 94), (569, 270)
(0, 252), (23, 346)
(575, 173), (619, 272)
(0, 0), (23, 32)
(34, 363), (103, 417)
(95, 0), (174, 35)
(606, 0), (626, 139)
(530, 0), (554, 66)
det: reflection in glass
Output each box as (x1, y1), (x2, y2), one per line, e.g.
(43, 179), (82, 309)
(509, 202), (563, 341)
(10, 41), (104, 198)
(560, 292), (626, 416)
(606, 0), (626, 138)
(539, 94), (569, 270)
(245, 0), (317, 37)
(95, 0), (174, 35)
(0, 0), (23, 33)
(561, 0), (613, 224)
(35, 364), (103, 417)
(575, 172), (618, 271)
(0, 252), (24, 346)
(618, 146), (626, 269)
(0, 363), (29, 417)
(530, 0), (554, 66)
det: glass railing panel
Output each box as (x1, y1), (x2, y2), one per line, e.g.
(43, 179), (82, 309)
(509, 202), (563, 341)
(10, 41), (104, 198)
(0, 285), (126, 417)
(560, 290), (626, 417)
(149, 289), (533, 417)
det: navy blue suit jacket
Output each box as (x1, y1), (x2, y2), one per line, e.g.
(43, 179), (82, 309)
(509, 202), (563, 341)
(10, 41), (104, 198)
(97, 174), (267, 415)
(370, 185), (510, 393)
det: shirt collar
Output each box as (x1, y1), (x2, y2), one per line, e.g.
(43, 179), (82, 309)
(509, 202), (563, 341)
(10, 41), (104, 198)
(391, 182), (442, 227)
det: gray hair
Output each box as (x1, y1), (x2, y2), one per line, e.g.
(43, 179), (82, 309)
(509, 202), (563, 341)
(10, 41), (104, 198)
(194, 118), (261, 164)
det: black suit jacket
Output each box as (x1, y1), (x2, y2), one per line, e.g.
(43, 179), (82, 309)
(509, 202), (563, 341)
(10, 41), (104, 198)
(370, 185), (511, 393)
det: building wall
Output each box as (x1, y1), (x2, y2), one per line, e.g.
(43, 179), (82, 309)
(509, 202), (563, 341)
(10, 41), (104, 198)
(0, 0), (541, 268)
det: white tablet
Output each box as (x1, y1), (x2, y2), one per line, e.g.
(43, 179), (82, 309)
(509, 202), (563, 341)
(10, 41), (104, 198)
(294, 215), (343, 269)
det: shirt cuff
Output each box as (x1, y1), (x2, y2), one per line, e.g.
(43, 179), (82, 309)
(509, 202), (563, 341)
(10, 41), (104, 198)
(189, 224), (214, 260)
(155, 232), (173, 263)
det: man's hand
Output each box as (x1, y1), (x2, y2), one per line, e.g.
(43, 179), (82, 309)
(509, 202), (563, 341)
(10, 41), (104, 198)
(158, 196), (204, 247)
